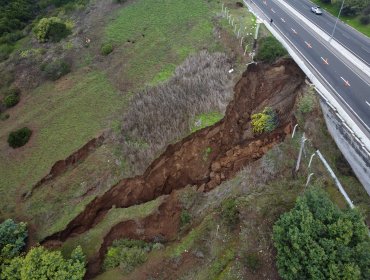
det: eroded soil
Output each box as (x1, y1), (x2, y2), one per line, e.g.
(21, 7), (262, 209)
(42, 59), (305, 275)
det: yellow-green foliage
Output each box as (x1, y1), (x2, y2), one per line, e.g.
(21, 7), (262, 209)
(251, 107), (277, 134)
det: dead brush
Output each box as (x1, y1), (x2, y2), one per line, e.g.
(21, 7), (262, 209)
(120, 50), (234, 174)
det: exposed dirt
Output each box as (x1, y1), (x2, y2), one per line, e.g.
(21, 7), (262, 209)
(86, 193), (181, 278)
(42, 59), (305, 255)
(26, 134), (105, 197)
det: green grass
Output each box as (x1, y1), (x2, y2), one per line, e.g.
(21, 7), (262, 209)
(61, 197), (164, 259)
(0, 70), (127, 219)
(312, 0), (370, 37)
(191, 111), (224, 133)
(105, 0), (220, 86)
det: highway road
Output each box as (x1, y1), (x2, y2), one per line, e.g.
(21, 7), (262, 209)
(285, 0), (370, 66)
(246, 0), (370, 136)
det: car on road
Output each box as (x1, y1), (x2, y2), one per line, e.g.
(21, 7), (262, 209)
(311, 6), (323, 15)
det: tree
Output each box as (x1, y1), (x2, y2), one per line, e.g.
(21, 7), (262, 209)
(7, 127), (32, 148)
(33, 17), (69, 43)
(273, 188), (370, 280)
(1, 246), (86, 280)
(0, 219), (27, 262)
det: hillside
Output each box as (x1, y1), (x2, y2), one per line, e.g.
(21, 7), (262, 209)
(0, 0), (369, 279)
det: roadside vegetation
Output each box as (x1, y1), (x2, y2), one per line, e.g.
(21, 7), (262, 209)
(315, 0), (370, 36)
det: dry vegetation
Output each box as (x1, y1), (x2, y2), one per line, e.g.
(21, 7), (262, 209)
(120, 51), (234, 174)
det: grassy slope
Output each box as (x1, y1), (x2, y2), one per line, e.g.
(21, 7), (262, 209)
(60, 196), (164, 259)
(104, 0), (220, 87)
(0, 70), (127, 218)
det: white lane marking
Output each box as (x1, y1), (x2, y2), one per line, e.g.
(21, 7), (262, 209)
(271, 8), (276, 13)
(305, 41), (312, 48)
(281, 18), (286, 23)
(321, 57), (329, 65)
(291, 28), (297, 34)
(340, 76), (351, 87)
(263, 1), (267, 5)
(366, 101), (370, 107)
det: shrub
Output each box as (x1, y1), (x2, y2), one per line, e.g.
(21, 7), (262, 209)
(0, 113), (9, 121)
(7, 127), (32, 148)
(1, 246), (86, 280)
(359, 15), (370, 25)
(100, 43), (113, 55)
(0, 44), (14, 62)
(3, 88), (21, 108)
(298, 89), (315, 113)
(251, 107), (278, 133)
(255, 36), (287, 62)
(42, 59), (70, 80)
(273, 188), (370, 280)
(33, 17), (70, 42)
(180, 210), (191, 228)
(103, 239), (151, 273)
(0, 219), (28, 261)
(221, 198), (239, 228)
(243, 252), (262, 272)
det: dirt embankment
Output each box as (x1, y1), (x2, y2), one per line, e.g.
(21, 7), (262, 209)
(87, 193), (181, 277)
(42, 59), (305, 249)
(26, 134), (105, 197)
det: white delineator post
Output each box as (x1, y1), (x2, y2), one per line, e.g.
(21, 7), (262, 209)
(316, 150), (354, 208)
(295, 133), (307, 172)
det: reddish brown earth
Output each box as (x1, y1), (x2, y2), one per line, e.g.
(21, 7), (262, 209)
(26, 134), (105, 197)
(86, 193), (181, 278)
(42, 59), (305, 273)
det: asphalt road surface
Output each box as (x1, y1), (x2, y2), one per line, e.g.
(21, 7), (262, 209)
(248, 0), (370, 135)
(284, 0), (370, 66)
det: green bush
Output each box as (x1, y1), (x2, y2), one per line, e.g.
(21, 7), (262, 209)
(243, 252), (262, 272)
(7, 127), (32, 148)
(273, 188), (370, 280)
(298, 89), (315, 114)
(0, 44), (14, 62)
(255, 36), (287, 62)
(103, 239), (151, 273)
(33, 17), (70, 43)
(180, 210), (191, 228)
(3, 88), (21, 108)
(100, 43), (113, 55)
(360, 15), (370, 25)
(0, 219), (27, 262)
(1, 246), (86, 280)
(251, 107), (278, 134)
(42, 59), (71, 80)
(221, 198), (239, 228)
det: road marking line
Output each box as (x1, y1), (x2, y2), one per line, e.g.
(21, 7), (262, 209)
(321, 57), (329, 65)
(281, 18), (286, 23)
(340, 76), (351, 87)
(271, 8), (276, 13)
(304, 41), (312, 48)
(263, 1), (267, 5)
(366, 101), (370, 107)
(291, 28), (297, 34)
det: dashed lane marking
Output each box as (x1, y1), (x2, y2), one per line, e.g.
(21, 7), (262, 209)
(281, 18), (286, 23)
(366, 101), (370, 107)
(321, 57), (329, 65)
(305, 41), (312, 48)
(291, 28), (297, 34)
(271, 8), (276, 13)
(340, 76), (351, 87)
